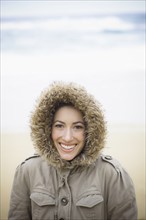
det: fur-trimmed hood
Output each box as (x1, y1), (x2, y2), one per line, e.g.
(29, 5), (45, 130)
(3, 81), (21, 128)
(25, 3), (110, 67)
(30, 82), (106, 170)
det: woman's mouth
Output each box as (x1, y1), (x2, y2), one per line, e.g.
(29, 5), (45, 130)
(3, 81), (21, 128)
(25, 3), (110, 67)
(59, 143), (77, 152)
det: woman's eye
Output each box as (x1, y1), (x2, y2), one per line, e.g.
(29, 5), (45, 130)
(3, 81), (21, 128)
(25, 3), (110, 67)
(54, 124), (63, 128)
(74, 125), (84, 130)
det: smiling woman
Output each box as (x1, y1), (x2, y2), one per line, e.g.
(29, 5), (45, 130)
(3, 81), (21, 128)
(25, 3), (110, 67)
(8, 81), (137, 220)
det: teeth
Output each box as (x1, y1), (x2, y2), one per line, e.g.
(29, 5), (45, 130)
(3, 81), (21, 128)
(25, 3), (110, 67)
(60, 144), (76, 150)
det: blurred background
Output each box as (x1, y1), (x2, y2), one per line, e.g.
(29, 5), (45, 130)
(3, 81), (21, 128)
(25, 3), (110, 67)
(1, 1), (145, 219)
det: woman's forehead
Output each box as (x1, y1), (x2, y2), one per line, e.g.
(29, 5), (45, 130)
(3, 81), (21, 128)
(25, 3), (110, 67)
(54, 106), (83, 122)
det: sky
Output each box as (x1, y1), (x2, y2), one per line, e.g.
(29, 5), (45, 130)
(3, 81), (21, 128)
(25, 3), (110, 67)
(1, 0), (145, 132)
(1, 1), (145, 17)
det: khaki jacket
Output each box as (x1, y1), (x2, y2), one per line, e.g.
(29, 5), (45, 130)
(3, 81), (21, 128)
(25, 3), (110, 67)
(8, 154), (137, 220)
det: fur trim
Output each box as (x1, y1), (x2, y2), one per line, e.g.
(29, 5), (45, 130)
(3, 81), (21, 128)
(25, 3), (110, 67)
(30, 81), (106, 170)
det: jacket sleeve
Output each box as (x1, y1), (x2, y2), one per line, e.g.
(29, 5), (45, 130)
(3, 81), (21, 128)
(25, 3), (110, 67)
(8, 163), (31, 220)
(102, 156), (138, 220)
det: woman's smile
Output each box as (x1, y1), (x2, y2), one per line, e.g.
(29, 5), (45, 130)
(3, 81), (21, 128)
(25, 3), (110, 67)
(59, 143), (77, 151)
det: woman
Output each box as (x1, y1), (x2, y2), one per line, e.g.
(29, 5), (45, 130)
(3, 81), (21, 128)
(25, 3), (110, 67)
(8, 81), (137, 220)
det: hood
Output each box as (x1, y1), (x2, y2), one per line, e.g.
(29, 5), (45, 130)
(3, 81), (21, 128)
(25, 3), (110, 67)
(30, 81), (106, 170)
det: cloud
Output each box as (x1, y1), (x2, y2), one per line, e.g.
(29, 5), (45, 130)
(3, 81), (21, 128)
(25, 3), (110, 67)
(1, 16), (135, 32)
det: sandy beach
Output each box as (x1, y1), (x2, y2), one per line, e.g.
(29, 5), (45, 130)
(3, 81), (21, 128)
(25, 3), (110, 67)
(1, 124), (145, 220)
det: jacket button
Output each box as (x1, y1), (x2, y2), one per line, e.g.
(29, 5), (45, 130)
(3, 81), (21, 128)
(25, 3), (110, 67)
(105, 155), (112, 160)
(61, 198), (68, 206)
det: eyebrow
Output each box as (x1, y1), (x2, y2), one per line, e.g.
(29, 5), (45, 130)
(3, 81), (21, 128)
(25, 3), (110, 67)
(53, 120), (65, 124)
(73, 121), (85, 125)
(53, 120), (84, 125)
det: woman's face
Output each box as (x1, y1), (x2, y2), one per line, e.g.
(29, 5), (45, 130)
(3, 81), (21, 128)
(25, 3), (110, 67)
(52, 106), (85, 161)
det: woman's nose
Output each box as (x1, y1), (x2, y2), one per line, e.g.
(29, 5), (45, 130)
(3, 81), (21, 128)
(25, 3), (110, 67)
(62, 128), (73, 141)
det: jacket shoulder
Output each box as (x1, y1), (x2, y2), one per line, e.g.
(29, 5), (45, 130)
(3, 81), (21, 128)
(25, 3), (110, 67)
(100, 154), (122, 173)
(21, 154), (40, 165)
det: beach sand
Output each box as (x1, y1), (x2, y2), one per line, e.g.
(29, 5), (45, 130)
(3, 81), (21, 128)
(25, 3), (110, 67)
(1, 124), (145, 220)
